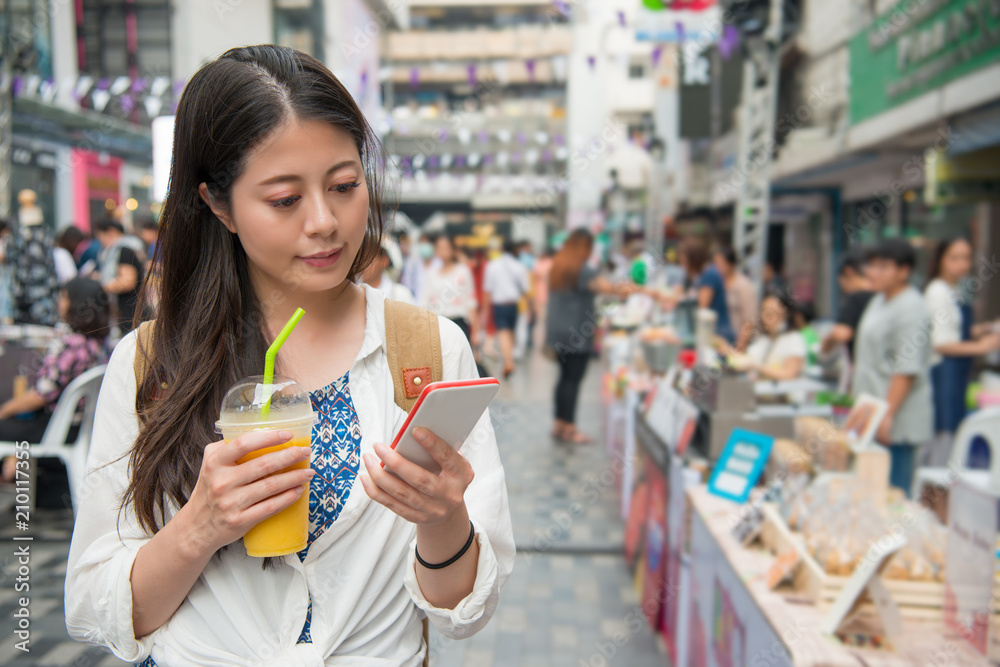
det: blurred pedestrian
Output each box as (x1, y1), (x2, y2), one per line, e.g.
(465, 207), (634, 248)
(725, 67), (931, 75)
(923, 237), (1000, 466)
(136, 217), (160, 267)
(714, 246), (758, 350)
(853, 239), (933, 496)
(821, 249), (874, 362)
(0, 219), (12, 323)
(7, 189), (59, 326)
(423, 234), (479, 345)
(547, 229), (641, 444)
(0, 277), (109, 456)
(680, 238), (734, 344)
(93, 219), (146, 334)
(54, 226), (81, 285)
(360, 240), (415, 304)
(483, 239), (530, 378)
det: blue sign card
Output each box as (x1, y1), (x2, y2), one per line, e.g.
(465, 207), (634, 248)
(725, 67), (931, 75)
(707, 429), (776, 504)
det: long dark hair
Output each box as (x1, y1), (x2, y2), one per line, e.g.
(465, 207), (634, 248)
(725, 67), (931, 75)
(125, 45), (387, 545)
(549, 229), (594, 291)
(925, 236), (969, 288)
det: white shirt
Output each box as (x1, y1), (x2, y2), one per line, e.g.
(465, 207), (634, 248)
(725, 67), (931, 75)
(483, 254), (529, 305)
(53, 246), (78, 284)
(745, 330), (807, 373)
(64, 285), (515, 666)
(925, 278), (961, 366)
(422, 263), (477, 320)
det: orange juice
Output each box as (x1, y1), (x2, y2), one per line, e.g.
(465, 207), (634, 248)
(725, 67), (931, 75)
(233, 433), (312, 557)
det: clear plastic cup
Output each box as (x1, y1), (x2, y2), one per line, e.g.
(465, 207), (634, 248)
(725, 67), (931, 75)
(215, 375), (316, 557)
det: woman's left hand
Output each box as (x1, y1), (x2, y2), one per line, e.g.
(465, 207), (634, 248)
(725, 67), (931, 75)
(360, 427), (475, 526)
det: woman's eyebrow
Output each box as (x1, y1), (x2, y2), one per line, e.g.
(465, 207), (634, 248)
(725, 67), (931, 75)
(255, 159), (359, 187)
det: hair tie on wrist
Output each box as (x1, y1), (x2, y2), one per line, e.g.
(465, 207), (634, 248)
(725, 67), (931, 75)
(416, 521), (475, 570)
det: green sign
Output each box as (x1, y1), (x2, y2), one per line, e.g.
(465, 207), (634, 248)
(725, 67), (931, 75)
(850, 0), (1000, 125)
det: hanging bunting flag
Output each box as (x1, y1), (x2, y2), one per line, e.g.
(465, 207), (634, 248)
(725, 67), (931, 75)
(676, 22), (686, 44)
(144, 96), (163, 118)
(719, 24), (740, 60)
(97, 78), (110, 91)
(467, 64), (477, 87)
(587, 55), (597, 72)
(11, 76), (23, 98)
(150, 76), (170, 98)
(110, 76), (130, 96)
(409, 67), (420, 90)
(477, 130), (490, 144)
(121, 93), (136, 115)
(92, 89), (112, 112)
(74, 76), (94, 101)
(131, 77), (148, 94)
(652, 45), (664, 68)
(617, 11), (626, 27)
(360, 69), (369, 89)
(525, 59), (536, 82)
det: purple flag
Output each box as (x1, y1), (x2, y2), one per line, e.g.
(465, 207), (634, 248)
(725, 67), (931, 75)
(130, 77), (147, 94)
(121, 94), (136, 114)
(587, 55), (597, 71)
(477, 130), (490, 144)
(526, 59), (536, 82)
(652, 45), (664, 68)
(11, 76), (22, 98)
(720, 25), (740, 60)
(617, 11), (626, 27)
(676, 21), (686, 44)
(467, 64), (477, 87)
(97, 77), (110, 91)
(410, 68), (420, 90)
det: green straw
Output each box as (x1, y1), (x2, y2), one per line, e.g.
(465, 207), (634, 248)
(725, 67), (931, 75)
(261, 307), (305, 418)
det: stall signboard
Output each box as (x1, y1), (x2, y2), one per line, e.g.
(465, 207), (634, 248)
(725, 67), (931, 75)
(688, 507), (791, 667)
(707, 429), (775, 504)
(645, 376), (699, 456)
(850, 0), (1000, 125)
(944, 477), (1000, 660)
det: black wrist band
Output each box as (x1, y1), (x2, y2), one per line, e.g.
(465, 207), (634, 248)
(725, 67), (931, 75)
(416, 521), (475, 570)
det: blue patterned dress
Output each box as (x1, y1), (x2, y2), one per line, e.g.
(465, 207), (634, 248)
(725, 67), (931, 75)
(136, 371), (361, 665)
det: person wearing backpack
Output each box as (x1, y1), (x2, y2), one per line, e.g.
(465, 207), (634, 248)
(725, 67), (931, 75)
(64, 45), (513, 667)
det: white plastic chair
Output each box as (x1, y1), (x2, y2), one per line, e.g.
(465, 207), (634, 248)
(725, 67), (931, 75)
(0, 364), (107, 513)
(915, 408), (1000, 498)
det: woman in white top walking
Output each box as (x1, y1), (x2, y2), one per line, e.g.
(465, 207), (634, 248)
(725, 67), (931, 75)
(63, 45), (513, 667)
(923, 237), (1000, 466)
(422, 234), (480, 346)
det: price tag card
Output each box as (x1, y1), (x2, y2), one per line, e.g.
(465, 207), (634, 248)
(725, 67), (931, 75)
(708, 429), (776, 504)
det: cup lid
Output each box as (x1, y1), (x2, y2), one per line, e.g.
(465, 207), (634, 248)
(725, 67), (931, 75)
(215, 375), (317, 433)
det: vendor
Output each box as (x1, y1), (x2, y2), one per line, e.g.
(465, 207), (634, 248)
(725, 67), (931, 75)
(733, 291), (807, 381)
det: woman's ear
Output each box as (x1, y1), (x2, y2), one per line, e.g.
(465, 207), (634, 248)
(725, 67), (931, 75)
(198, 183), (235, 233)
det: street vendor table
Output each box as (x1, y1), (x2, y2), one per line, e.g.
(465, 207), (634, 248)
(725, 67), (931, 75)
(685, 485), (991, 666)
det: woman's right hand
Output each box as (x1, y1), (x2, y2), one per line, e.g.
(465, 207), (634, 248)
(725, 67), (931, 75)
(183, 430), (314, 556)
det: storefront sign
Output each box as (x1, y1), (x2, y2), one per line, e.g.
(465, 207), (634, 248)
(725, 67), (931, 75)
(850, 0), (1000, 124)
(944, 477), (1000, 659)
(925, 145), (1000, 205)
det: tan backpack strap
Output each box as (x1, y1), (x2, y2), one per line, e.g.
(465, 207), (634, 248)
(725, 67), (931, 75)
(133, 320), (156, 390)
(384, 300), (443, 413)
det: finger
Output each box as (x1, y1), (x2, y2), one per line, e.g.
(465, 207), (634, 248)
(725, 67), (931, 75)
(238, 467), (315, 510)
(410, 427), (467, 476)
(231, 445), (312, 487)
(359, 473), (425, 524)
(364, 452), (436, 514)
(372, 443), (439, 496)
(216, 430), (297, 465)
(241, 484), (308, 528)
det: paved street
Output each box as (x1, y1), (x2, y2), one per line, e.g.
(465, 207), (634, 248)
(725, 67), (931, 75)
(0, 350), (666, 666)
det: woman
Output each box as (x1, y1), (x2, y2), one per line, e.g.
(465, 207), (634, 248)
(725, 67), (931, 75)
(726, 291), (806, 382)
(924, 237), (1000, 466)
(680, 238), (735, 344)
(546, 229), (641, 443)
(64, 46), (513, 666)
(422, 234), (479, 345)
(714, 246), (758, 350)
(0, 277), (109, 448)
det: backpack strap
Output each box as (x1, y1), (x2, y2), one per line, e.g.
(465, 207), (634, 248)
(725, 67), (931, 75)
(133, 320), (156, 390)
(384, 299), (443, 413)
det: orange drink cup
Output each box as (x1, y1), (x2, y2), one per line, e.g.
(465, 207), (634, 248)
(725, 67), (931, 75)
(216, 375), (316, 557)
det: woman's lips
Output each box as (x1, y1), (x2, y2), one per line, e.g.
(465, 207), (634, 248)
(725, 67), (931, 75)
(299, 248), (343, 268)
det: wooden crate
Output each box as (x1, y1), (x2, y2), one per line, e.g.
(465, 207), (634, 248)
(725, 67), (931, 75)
(759, 503), (945, 620)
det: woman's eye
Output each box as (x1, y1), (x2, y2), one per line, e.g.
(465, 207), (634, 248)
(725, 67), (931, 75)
(333, 182), (361, 194)
(271, 195), (300, 208)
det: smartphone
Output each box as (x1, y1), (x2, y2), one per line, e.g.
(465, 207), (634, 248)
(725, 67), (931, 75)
(385, 378), (500, 474)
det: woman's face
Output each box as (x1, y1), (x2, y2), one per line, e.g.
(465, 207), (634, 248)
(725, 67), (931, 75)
(759, 295), (787, 336)
(941, 239), (972, 282)
(435, 237), (454, 263)
(208, 117), (370, 300)
(713, 253), (732, 277)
